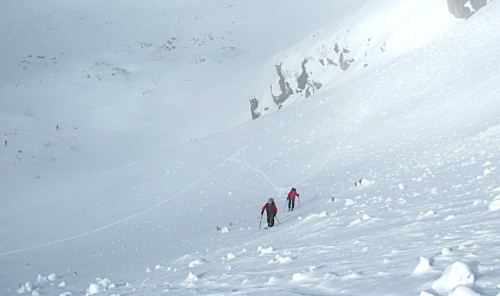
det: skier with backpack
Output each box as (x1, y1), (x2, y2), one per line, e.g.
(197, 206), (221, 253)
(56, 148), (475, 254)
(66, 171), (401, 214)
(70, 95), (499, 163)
(261, 198), (278, 228)
(287, 188), (299, 212)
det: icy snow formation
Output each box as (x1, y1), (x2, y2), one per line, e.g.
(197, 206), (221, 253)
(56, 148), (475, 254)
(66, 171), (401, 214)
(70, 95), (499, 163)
(432, 262), (475, 294)
(412, 257), (433, 276)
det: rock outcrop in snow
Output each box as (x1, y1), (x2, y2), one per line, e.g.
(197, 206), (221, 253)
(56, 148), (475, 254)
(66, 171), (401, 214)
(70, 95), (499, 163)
(447, 0), (489, 19)
(250, 0), (493, 119)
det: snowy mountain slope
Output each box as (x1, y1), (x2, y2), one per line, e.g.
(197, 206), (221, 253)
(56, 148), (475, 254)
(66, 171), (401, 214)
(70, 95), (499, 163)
(249, 0), (493, 119)
(1, 0), (372, 293)
(2, 1), (500, 296)
(0, 1), (383, 237)
(0, 0), (370, 177)
(0, 0), (369, 257)
(126, 3), (500, 293)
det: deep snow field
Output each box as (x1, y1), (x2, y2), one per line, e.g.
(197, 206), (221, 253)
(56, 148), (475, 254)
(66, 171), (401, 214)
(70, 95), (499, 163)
(1, 0), (500, 295)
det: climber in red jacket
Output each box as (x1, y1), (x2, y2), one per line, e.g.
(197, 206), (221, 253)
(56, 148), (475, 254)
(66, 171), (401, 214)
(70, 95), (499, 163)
(287, 188), (299, 212)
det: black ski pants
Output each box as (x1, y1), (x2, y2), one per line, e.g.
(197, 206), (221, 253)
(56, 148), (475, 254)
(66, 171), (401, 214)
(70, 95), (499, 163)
(288, 198), (295, 210)
(267, 214), (275, 227)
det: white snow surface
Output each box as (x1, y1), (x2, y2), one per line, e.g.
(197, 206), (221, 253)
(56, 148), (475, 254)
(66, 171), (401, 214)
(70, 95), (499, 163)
(432, 262), (475, 295)
(2, 0), (500, 296)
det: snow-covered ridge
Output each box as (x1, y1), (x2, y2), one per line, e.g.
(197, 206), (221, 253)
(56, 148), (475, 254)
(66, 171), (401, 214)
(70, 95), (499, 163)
(250, 0), (491, 119)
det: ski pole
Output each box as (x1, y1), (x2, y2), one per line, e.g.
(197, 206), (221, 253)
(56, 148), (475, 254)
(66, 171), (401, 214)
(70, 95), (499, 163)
(283, 198), (288, 212)
(298, 196), (300, 208)
(259, 214), (263, 231)
(275, 217), (281, 225)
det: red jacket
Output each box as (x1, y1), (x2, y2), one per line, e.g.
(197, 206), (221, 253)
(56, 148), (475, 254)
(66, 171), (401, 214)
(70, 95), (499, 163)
(288, 192), (299, 200)
(262, 204), (277, 214)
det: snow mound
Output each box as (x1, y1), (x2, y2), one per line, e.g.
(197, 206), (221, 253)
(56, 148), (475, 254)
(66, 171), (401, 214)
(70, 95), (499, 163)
(342, 272), (362, 280)
(226, 253), (236, 260)
(362, 179), (373, 186)
(448, 285), (480, 296)
(86, 277), (115, 295)
(98, 278), (113, 289)
(31, 291), (40, 296)
(269, 255), (293, 264)
(36, 275), (48, 283)
(268, 276), (279, 284)
(220, 227), (229, 233)
(292, 273), (308, 281)
(22, 281), (33, 292)
(488, 194), (500, 211)
(185, 271), (198, 282)
(348, 219), (363, 227)
(442, 248), (453, 256)
(59, 281), (67, 287)
(278, 256), (293, 264)
(87, 283), (104, 295)
(189, 259), (207, 268)
(412, 257), (433, 276)
(472, 200), (483, 206)
(258, 246), (273, 254)
(304, 211), (328, 221)
(432, 261), (475, 294)
(420, 291), (435, 296)
(48, 273), (58, 281)
(418, 210), (437, 220)
(345, 199), (356, 206)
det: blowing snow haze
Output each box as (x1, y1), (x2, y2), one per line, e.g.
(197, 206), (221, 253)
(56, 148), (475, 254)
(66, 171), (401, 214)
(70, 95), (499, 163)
(1, 0), (499, 295)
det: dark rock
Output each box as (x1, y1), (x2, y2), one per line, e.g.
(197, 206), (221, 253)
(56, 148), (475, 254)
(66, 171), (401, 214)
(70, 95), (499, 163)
(334, 44), (340, 54)
(271, 63), (294, 108)
(447, 0), (488, 19)
(250, 96), (261, 120)
(297, 59), (309, 92)
(339, 52), (355, 71)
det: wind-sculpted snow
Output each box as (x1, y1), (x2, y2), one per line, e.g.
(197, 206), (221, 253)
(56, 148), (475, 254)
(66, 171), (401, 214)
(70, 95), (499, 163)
(432, 261), (475, 294)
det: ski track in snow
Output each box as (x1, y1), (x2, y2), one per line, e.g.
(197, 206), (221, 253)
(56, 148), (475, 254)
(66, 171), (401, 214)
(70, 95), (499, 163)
(231, 151), (286, 196)
(232, 123), (358, 203)
(0, 149), (243, 256)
